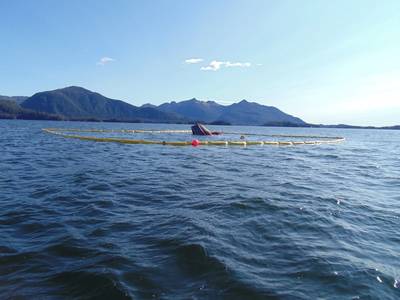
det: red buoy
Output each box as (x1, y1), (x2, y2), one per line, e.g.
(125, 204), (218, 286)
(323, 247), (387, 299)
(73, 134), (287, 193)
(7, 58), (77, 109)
(191, 139), (200, 147)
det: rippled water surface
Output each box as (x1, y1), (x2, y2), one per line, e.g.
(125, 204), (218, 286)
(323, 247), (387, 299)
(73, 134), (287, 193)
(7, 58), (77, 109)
(1, 120), (400, 299)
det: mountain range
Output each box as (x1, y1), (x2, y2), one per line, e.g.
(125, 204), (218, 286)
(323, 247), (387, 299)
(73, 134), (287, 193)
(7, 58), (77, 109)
(0, 95), (28, 104)
(0, 98), (62, 121)
(20, 87), (184, 123)
(0, 86), (306, 126)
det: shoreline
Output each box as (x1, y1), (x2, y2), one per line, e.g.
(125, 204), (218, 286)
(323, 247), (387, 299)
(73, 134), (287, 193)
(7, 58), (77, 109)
(1, 117), (399, 131)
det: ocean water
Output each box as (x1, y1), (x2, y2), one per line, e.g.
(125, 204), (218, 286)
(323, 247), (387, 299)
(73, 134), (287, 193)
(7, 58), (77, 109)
(1, 120), (399, 299)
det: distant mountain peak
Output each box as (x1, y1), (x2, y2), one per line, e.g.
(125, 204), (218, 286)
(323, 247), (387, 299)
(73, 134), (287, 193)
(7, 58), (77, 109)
(141, 103), (156, 108)
(0, 95), (29, 104)
(21, 86), (185, 123)
(184, 98), (200, 103)
(58, 86), (92, 92)
(158, 97), (305, 125)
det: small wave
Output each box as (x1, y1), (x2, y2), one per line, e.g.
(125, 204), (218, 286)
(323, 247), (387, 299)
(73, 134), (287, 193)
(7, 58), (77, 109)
(175, 243), (227, 276)
(279, 182), (314, 191)
(171, 243), (276, 299)
(47, 270), (131, 299)
(45, 243), (100, 259)
(0, 245), (17, 254)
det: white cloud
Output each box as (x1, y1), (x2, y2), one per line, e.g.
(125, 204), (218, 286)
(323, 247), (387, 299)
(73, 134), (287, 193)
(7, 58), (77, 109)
(200, 60), (226, 71)
(200, 60), (252, 71)
(97, 57), (115, 66)
(225, 62), (251, 68)
(185, 58), (203, 64)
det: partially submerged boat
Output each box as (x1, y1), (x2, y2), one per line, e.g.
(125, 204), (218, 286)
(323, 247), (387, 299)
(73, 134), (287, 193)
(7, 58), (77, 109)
(191, 123), (222, 136)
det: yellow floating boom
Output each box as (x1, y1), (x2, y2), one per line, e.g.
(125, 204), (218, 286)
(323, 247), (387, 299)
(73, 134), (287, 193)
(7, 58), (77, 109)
(42, 128), (345, 147)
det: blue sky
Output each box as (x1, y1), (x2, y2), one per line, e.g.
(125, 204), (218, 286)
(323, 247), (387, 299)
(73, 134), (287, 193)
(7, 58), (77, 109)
(1, 0), (399, 125)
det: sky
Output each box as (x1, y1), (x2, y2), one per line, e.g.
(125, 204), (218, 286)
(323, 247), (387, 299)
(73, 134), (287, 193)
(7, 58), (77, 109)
(0, 0), (399, 126)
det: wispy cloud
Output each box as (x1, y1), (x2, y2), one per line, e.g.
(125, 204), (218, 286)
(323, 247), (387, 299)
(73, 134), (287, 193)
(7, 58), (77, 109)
(97, 57), (115, 66)
(185, 58), (203, 64)
(200, 60), (226, 71)
(200, 60), (251, 71)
